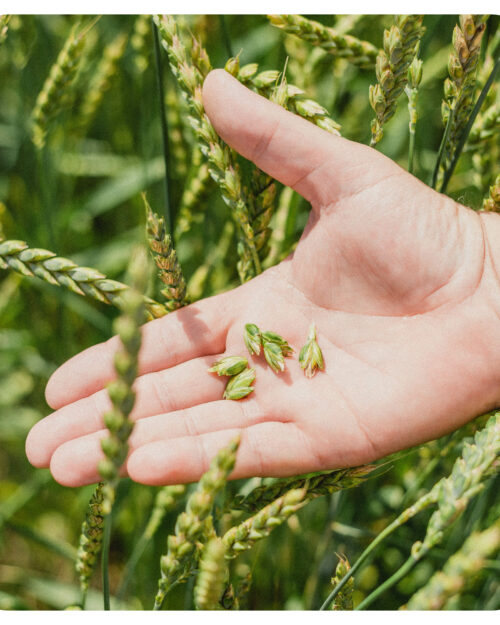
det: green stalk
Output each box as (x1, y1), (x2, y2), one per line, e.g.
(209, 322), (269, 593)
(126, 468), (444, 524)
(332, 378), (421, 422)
(408, 127), (416, 175)
(319, 489), (436, 610)
(355, 555), (418, 609)
(440, 55), (500, 193)
(431, 106), (454, 189)
(152, 19), (172, 233)
(102, 513), (112, 610)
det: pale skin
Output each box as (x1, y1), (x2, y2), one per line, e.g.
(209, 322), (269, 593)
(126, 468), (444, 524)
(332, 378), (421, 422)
(26, 70), (500, 487)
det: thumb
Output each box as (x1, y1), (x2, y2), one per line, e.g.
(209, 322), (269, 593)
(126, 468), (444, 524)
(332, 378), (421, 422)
(202, 69), (399, 209)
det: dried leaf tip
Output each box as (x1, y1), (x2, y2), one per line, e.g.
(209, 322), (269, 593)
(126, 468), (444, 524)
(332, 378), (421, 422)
(223, 367), (256, 400)
(299, 323), (324, 378)
(209, 356), (248, 377)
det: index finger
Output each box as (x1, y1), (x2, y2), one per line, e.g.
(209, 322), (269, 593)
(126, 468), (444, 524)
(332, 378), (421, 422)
(45, 290), (235, 410)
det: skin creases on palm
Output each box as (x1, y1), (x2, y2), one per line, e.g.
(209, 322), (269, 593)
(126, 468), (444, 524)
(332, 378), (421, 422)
(25, 69), (500, 488)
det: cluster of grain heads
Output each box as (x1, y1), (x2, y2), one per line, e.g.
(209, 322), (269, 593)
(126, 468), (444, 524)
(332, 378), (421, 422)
(369, 15), (425, 146)
(243, 323), (293, 373)
(144, 194), (187, 311)
(299, 323), (324, 378)
(75, 32), (127, 135)
(223, 488), (308, 558)
(268, 15), (378, 68)
(98, 248), (148, 514)
(31, 19), (89, 148)
(355, 412), (500, 609)
(131, 15), (151, 74)
(75, 483), (105, 606)
(330, 555), (354, 610)
(154, 14), (260, 283)
(234, 465), (378, 513)
(405, 518), (500, 610)
(261, 331), (293, 373)
(194, 537), (228, 610)
(154, 437), (240, 610)
(228, 57), (341, 135)
(0, 239), (167, 319)
(438, 15), (488, 186)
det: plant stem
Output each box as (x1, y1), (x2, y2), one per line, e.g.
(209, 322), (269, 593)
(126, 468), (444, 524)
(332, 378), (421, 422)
(440, 55), (500, 194)
(408, 127), (416, 175)
(219, 16), (233, 57)
(102, 513), (112, 610)
(431, 106), (454, 189)
(355, 555), (418, 609)
(152, 19), (172, 233)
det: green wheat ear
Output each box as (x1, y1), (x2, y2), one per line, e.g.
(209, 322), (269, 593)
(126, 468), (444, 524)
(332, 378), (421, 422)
(223, 488), (308, 558)
(0, 239), (167, 319)
(194, 537), (228, 610)
(406, 518), (500, 609)
(438, 15), (488, 187)
(143, 193), (187, 311)
(75, 483), (105, 607)
(31, 18), (96, 148)
(154, 14), (260, 283)
(154, 437), (240, 610)
(369, 15), (425, 146)
(98, 247), (148, 515)
(268, 14), (378, 68)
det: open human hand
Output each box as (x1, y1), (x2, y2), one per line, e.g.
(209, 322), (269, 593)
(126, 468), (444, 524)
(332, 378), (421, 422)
(26, 69), (500, 487)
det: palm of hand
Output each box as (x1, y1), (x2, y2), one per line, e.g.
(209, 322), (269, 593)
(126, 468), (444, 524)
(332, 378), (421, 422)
(26, 71), (500, 486)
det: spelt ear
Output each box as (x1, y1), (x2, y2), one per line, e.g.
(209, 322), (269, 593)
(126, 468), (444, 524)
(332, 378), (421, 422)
(202, 69), (395, 209)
